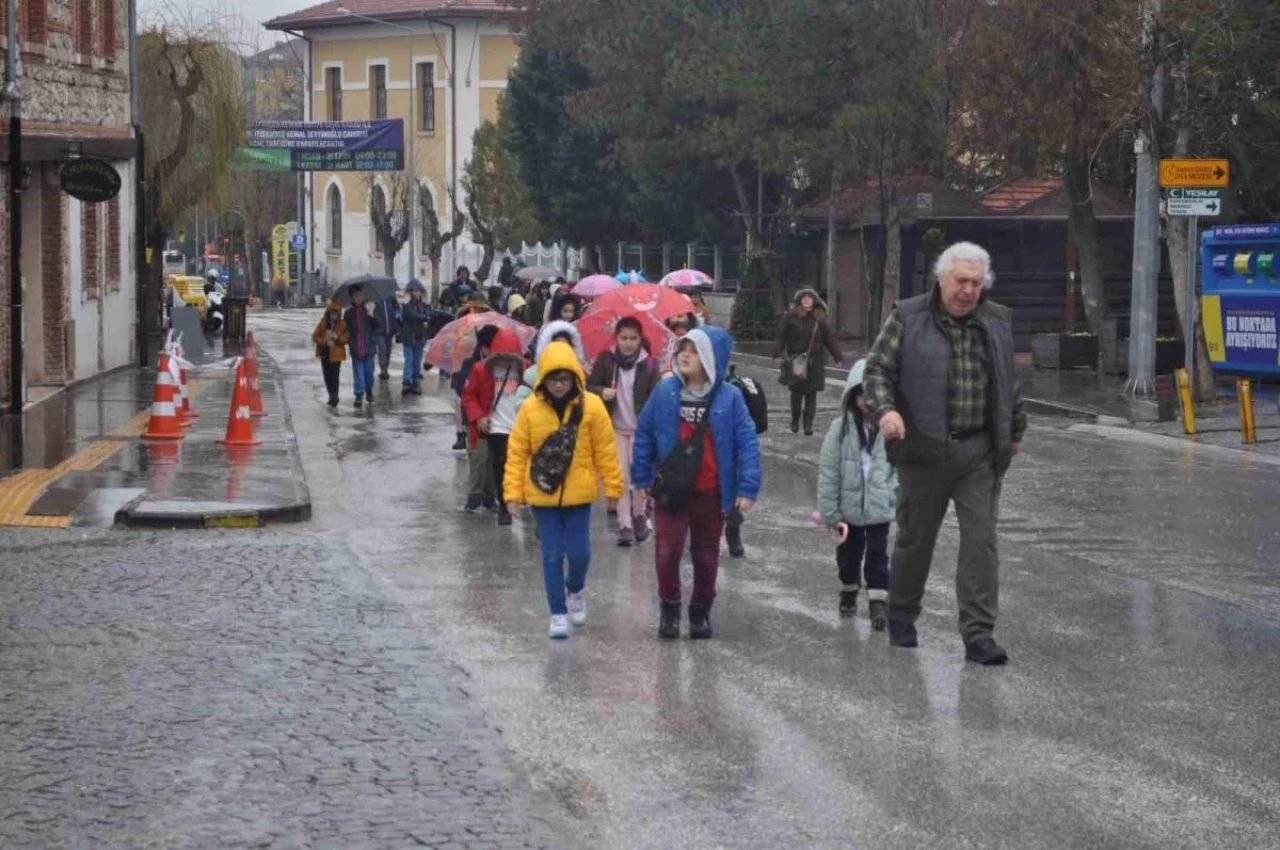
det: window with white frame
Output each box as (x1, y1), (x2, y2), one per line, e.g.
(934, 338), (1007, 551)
(327, 184), (342, 251)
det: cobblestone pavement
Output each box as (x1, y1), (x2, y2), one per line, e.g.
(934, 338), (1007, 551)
(0, 526), (567, 849)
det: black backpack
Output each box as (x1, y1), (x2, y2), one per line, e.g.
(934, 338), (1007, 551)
(727, 366), (768, 434)
(651, 389), (717, 514)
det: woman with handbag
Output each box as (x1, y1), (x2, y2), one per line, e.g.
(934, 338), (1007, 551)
(776, 289), (844, 435)
(505, 341), (625, 640)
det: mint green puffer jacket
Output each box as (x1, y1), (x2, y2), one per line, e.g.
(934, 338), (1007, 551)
(817, 359), (898, 527)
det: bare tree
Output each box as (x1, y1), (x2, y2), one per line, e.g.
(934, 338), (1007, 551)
(364, 173), (413, 278)
(421, 184), (466, 296)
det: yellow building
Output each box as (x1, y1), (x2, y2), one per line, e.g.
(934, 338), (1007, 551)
(265, 0), (520, 286)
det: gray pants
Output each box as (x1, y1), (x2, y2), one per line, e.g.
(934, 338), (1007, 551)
(889, 434), (1003, 641)
(375, 334), (394, 374)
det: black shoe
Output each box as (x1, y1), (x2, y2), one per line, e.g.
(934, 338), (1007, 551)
(688, 601), (714, 640)
(461, 497), (483, 513)
(804, 429), (814, 436)
(964, 637), (1009, 666)
(497, 510), (513, 527)
(868, 600), (888, 632)
(379, 371), (390, 381)
(790, 422), (800, 434)
(452, 432), (467, 451)
(327, 395), (339, 408)
(725, 515), (745, 558)
(658, 600), (681, 640)
(366, 391), (374, 403)
(354, 397), (363, 409)
(888, 618), (918, 648)
(839, 590), (858, 618)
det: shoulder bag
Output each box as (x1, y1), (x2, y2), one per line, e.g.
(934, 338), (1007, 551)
(780, 321), (819, 387)
(651, 388), (717, 514)
(529, 402), (584, 495)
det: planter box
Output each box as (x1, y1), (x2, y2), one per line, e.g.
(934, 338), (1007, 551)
(1032, 334), (1099, 370)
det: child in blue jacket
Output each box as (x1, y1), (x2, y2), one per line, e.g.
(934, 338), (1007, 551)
(632, 326), (762, 640)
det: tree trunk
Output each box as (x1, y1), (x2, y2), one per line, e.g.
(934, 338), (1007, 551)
(1064, 149), (1107, 335)
(1165, 125), (1216, 403)
(826, 163), (840, 333)
(879, 215), (900, 336)
(383, 249), (395, 278)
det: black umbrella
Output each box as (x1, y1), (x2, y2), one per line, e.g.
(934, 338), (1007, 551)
(330, 274), (400, 305)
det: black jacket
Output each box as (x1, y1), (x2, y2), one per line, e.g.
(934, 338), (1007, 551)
(587, 351), (661, 418)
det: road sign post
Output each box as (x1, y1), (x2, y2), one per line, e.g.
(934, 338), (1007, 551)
(1185, 216), (1198, 386)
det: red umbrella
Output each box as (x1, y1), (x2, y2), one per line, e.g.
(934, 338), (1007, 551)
(584, 284), (695, 322)
(576, 307), (680, 372)
(424, 312), (537, 373)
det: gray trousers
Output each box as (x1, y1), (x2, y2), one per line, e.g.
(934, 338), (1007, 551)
(889, 434), (1003, 641)
(375, 334), (394, 373)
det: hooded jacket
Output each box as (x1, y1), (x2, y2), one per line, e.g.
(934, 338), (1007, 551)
(399, 288), (434, 347)
(776, 288), (842, 394)
(515, 320), (586, 412)
(817, 359), (898, 527)
(311, 305), (349, 363)
(462, 328), (529, 450)
(632, 326), (762, 513)
(504, 341), (624, 508)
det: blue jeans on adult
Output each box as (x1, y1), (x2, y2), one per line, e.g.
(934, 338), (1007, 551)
(402, 342), (424, 385)
(351, 356), (375, 397)
(532, 505), (592, 615)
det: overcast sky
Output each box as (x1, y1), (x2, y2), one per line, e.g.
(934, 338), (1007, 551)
(139, 0), (317, 50)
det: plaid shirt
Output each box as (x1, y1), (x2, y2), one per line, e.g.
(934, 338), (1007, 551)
(864, 308), (1027, 442)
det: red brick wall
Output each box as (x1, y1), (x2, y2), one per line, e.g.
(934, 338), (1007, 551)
(83, 203), (101, 300)
(42, 171), (67, 383)
(107, 196), (121, 291)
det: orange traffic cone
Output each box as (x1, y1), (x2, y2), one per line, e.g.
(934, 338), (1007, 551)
(244, 338), (266, 417)
(142, 353), (186, 440)
(177, 361), (199, 422)
(217, 358), (263, 446)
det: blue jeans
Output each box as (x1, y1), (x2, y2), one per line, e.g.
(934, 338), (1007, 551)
(402, 342), (424, 385)
(532, 505), (592, 615)
(351, 356), (375, 397)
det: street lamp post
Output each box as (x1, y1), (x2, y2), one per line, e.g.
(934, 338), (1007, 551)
(338, 7), (417, 282)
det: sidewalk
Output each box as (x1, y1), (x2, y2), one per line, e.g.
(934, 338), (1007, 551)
(0, 337), (311, 528)
(731, 348), (1280, 458)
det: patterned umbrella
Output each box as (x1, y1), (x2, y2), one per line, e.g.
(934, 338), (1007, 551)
(575, 307), (679, 372)
(584, 284), (695, 322)
(424, 312), (537, 373)
(573, 274), (624, 298)
(659, 269), (714, 289)
(514, 266), (561, 282)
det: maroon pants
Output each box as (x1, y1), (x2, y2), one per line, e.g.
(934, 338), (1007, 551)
(655, 493), (725, 604)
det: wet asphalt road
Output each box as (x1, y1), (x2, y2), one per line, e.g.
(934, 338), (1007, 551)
(5, 307), (1280, 848)
(262, 309), (1280, 849)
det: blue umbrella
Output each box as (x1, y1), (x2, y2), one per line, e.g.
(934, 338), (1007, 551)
(614, 268), (647, 284)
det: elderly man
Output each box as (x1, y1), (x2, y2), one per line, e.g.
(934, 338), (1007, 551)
(863, 241), (1025, 665)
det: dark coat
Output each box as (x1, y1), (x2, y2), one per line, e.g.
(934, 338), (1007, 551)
(777, 301), (841, 395)
(586, 350), (661, 419)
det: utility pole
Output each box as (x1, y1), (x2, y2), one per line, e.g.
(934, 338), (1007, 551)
(129, 0), (148, 367)
(1124, 0), (1164, 397)
(6, 0), (25, 416)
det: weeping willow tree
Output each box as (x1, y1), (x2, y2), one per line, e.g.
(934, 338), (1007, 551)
(139, 13), (246, 298)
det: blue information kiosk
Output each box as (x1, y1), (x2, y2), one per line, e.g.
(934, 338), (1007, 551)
(1201, 224), (1280, 375)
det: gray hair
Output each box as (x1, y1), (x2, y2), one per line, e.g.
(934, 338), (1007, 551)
(934, 241), (995, 289)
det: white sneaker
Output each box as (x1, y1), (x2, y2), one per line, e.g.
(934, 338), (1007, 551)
(549, 614), (570, 639)
(566, 592), (587, 626)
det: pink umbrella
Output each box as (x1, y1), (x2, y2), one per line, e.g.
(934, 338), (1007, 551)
(659, 269), (714, 289)
(424, 312), (537, 373)
(573, 274), (624, 298)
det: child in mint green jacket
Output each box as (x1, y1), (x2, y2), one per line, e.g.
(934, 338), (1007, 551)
(817, 358), (898, 630)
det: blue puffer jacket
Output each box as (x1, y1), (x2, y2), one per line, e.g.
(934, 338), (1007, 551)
(632, 326), (762, 513)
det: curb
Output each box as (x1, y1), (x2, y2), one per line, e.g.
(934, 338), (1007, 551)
(114, 501), (313, 529)
(1021, 397), (1102, 423)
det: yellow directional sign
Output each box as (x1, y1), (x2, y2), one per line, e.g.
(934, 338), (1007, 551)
(1160, 159), (1229, 188)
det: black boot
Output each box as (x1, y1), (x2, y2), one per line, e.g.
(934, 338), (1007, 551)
(839, 589), (858, 618)
(725, 516), (745, 559)
(964, 636), (1009, 666)
(868, 600), (887, 632)
(688, 601), (714, 640)
(451, 432), (467, 451)
(658, 600), (681, 640)
(888, 616), (918, 648)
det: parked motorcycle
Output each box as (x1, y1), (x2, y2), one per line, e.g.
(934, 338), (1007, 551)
(203, 283), (225, 335)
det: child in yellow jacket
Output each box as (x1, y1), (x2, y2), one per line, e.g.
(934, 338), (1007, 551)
(505, 341), (624, 639)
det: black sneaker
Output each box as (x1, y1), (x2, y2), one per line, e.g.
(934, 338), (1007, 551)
(839, 590), (858, 618)
(497, 510), (513, 527)
(658, 601), (681, 640)
(868, 600), (888, 632)
(461, 497), (482, 513)
(366, 391), (374, 403)
(617, 528), (634, 547)
(888, 618), (918, 648)
(327, 396), (339, 408)
(964, 637), (1009, 666)
(354, 397), (363, 409)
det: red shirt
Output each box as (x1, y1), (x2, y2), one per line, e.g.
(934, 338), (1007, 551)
(679, 400), (719, 495)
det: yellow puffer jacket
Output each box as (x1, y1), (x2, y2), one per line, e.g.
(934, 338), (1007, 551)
(505, 341), (624, 508)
